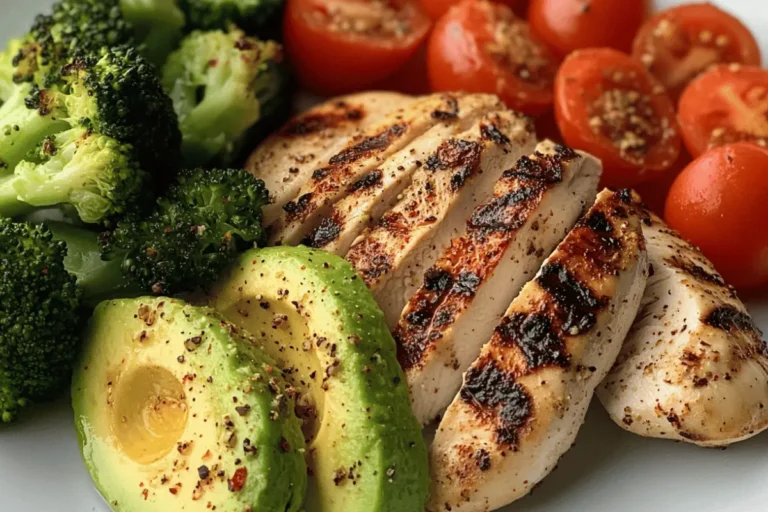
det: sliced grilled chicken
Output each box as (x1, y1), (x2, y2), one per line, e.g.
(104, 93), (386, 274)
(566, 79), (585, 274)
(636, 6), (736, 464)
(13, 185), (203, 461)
(301, 95), (505, 254)
(429, 189), (649, 512)
(246, 91), (414, 224)
(394, 142), (601, 424)
(347, 113), (537, 329)
(269, 93), (480, 245)
(598, 208), (768, 447)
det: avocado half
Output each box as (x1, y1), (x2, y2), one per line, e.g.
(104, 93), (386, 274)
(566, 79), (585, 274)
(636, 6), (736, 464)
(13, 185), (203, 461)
(72, 298), (307, 511)
(211, 246), (430, 512)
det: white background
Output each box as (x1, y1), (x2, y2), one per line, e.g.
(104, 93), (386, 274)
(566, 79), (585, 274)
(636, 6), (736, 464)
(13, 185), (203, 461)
(1, 1), (768, 511)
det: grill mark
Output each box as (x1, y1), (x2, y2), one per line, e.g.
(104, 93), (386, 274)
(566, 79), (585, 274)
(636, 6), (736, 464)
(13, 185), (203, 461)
(302, 215), (342, 248)
(537, 263), (607, 334)
(496, 312), (569, 369)
(280, 104), (366, 137)
(328, 123), (406, 165)
(467, 188), (537, 233)
(283, 193), (313, 216)
(312, 167), (331, 180)
(451, 271), (481, 296)
(347, 169), (383, 193)
(377, 211), (410, 237)
(431, 96), (460, 120)
(424, 268), (454, 292)
(480, 123), (511, 145)
(704, 305), (760, 335)
(348, 239), (393, 286)
(584, 210), (621, 249)
(425, 139), (483, 173)
(665, 255), (726, 286)
(460, 358), (533, 447)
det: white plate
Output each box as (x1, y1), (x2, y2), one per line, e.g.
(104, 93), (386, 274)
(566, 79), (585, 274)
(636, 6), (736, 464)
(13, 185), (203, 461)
(1, 1), (768, 511)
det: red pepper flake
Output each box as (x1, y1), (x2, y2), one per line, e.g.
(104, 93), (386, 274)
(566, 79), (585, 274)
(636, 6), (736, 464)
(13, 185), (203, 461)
(169, 488), (178, 495)
(142, 489), (149, 500)
(228, 467), (247, 492)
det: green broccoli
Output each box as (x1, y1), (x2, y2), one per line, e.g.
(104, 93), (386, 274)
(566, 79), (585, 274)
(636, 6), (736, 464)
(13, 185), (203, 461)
(162, 28), (286, 166)
(0, 46), (180, 225)
(179, 0), (283, 34)
(119, 0), (187, 65)
(0, 218), (83, 422)
(102, 167), (269, 295)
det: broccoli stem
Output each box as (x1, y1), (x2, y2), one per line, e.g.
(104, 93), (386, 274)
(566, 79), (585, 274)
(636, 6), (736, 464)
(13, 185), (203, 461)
(0, 176), (33, 218)
(0, 86), (68, 170)
(46, 222), (140, 305)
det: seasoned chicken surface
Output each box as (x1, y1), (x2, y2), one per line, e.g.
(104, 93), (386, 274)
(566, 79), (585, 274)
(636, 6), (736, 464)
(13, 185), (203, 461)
(395, 142), (601, 424)
(268, 94), (480, 246)
(429, 189), (649, 512)
(246, 92), (414, 224)
(302, 94), (505, 254)
(598, 208), (768, 447)
(347, 112), (536, 329)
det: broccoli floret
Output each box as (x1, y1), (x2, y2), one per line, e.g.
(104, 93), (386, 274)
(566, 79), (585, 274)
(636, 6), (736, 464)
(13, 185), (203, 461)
(0, 218), (83, 422)
(102, 167), (269, 295)
(0, 46), (179, 224)
(179, 0), (283, 34)
(162, 28), (285, 166)
(119, 0), (186, 65)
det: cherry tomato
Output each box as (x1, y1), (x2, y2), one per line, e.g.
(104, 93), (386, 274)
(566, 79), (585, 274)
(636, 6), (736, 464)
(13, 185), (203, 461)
(678, 65), (768, 158)
(533, 110), (564, 145)
(420, 0), (527, 21)
(372, 45), (431, 95)
(427, 0), (558, 116)
(634, 148), (691, 215)
(284, 0), (431, 96)
(554, 48), (681, 188)
(632, 3), (760, 101)
(528, 0), (647, 57)
(665, 142), (768, 291)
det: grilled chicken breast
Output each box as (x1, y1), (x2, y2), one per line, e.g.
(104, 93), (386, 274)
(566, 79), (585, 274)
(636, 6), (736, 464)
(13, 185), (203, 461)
(246, 91), (414, 224)
(301, 94), (505, 254)
(598, 209), (768, 447)
(347, 113), (536, 329)
(269, 94), (482, 246)
(395, 143), (601, 425)
(429, 189), (649, 512)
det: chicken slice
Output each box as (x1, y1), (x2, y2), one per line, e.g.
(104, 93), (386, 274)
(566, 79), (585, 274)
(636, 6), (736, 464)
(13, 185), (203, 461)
(301, 95), (506, 254)
(428, 189), (649, 512)
(394, 142), (600, 424)
(347, 113), (537, 329)
(246, 91), (414, 224)
(597, 208), (768, 447)
(269, 93), (480, 245)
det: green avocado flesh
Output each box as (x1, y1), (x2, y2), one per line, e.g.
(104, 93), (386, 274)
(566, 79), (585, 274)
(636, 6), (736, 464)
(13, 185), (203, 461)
(211, 246), (429, 512)
(72, 297), (307, 511)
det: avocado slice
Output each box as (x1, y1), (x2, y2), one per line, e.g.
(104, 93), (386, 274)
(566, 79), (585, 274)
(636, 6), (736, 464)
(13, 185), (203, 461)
(72, 297), (307, 511)
(211, 246), (429, 512)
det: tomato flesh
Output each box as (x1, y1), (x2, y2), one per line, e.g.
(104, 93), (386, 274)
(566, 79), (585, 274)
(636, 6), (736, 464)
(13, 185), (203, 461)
(528, 0), (647, 57)
(678, 65), (768, 158)
(554, 48), (680, 188)
(427, 0), (558, 116)
(632, 3), (760, 100)
(665, 142), (768, 291)
(284, 0), (431, 96)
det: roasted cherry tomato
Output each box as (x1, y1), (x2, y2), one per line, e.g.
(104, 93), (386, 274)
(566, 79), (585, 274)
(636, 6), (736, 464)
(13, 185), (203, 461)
(427, 0), (558, 115)
(634, 148), (691, 215)
(284, 0), (431, 96)
(420, 0), (527, 21)
(678, 65), (768, 158)
(528, 0), (647, 57)
(632, 3), (760, 100)
(554, 48), (680, 187)
(372, 45), (431, 95)
(665, 142), (768, 291)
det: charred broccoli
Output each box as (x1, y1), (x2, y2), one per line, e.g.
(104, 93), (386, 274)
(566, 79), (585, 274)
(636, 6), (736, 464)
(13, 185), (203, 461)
(0, 218), (83, 422)
(179, 0), (283, 34)
(102, 167), (269, 295)
(162, 28), (285, 166)
(0, 46), (180, 225)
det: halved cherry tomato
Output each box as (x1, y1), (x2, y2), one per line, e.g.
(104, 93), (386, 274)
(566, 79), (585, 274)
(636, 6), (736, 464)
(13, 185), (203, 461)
(678, 65), (768, 158)
(420, 0), (527, 21)
(554, 48), (681, 187)
(427, 0), (558, 115)
(634, 147), (691, 215)
(665, 142), (768, 291)
(284, 0), (431, 96)
(528, 0), (647, 57)
(372, 45), (431, 95)
(632, 4), (760, 101)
